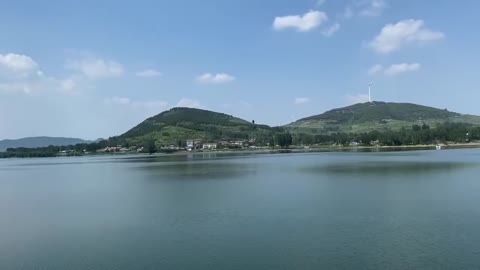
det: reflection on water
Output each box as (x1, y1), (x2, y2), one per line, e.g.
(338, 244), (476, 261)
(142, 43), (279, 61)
(137, 161), (258, 180)
(119, 152), (270, 163)
(303, 161), (478, 175)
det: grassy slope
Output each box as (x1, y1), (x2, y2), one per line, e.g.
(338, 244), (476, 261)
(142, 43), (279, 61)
(118, 103), (480, 145)
(287, 101), (480, 134)
(119, 107), (277, 145)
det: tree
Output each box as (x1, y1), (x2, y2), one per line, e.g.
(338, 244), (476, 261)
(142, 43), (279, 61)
(269, 137), (275, 148)
(275, 133), (293, 149)
(143, 139), (157, 154)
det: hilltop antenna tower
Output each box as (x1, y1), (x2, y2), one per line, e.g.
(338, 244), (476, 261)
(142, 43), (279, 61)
(368, 81), (373, 103)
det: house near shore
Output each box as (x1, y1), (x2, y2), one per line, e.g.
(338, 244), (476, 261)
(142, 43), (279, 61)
(202, 143), (217, 150)
(234, 141), (245, 147)
(186, 139), (203, 150)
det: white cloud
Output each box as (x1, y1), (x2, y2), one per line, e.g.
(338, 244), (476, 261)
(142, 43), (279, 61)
(0, 52), (124, 95)
(67, 58), (124, 79)
(60, 78), (77, 92)
(0, 53), (67, 95)
(322, 23), (340, 37)
(384, 63), (421, 76)
(196, 73), (236, 84)
(273, 10), (328, 32)
(294, 97), (310, 105)
(176, 98), (205, 109)
(358, 0), (386, 17)
(136, 69), (162, 78)
(368, 64), (383, 76)
(367, 63), (421, 76)
(346, 94), (369, 104)
(343, 0), (385, 19)
(0, 53), (38, 75)
(316, 0), (326, 6)
(369, 19), (445, 54)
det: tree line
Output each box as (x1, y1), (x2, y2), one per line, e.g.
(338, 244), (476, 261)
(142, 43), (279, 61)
(1, 122), (479, 158)
(292, 122), (480, 146)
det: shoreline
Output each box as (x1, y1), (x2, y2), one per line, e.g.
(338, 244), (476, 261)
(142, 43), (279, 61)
(2, 142), (480, 159)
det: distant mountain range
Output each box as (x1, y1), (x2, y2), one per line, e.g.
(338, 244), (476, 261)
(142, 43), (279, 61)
(0, 137), (90, 152)
(114, 102), (480, 146)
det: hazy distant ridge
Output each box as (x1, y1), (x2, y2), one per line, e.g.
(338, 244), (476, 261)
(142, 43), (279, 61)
(0, 137), (90, 152)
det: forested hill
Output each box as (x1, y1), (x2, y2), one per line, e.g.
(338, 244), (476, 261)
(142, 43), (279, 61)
(3, 102), (480, 157)
(287, 101), (480, 134)
(0, 137), (89, 152)
(117, 107), (280, 146)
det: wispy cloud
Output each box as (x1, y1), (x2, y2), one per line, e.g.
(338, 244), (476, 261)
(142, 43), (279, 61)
(369, 19), (445, 54)
(343, 0), (386, 19)
(59, 77), (77, 92)
(273, 10), (328, 32)
(136, 69), (162, 78)
(384, 63), (421, 76)
(368, 64), (384, 76)
(196, 73), (236, 84)
(294, 97), (311, 105)
(0, 53), (38, 76)
(358, 0), (386, 17)
(322, 23), (340, 37)
(368, 63), (421, 76)
(67, 58), (124, 79)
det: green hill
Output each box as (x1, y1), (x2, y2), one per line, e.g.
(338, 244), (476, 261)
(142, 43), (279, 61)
(287, 101), (480, 134)
(113, 103), (480, 147)
(118, 107), (280, 146)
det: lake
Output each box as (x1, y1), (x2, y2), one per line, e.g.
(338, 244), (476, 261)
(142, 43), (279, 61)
(1, 149), (480, 269)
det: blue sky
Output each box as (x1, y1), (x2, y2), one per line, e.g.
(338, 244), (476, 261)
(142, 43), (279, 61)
(1, 0), (479, 140)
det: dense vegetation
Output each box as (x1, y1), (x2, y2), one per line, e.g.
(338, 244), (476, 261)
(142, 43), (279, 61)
(288, 102), (480, 134)
(298, 102), (458, 123)
(116, 107), (283, 147)
(292, 122), (480, 146)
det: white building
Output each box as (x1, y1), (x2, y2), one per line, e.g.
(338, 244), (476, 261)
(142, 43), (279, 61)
(203, 143), (217, 150)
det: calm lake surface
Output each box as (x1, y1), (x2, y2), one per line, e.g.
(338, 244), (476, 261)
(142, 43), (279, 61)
(1, 149), (480, 270)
